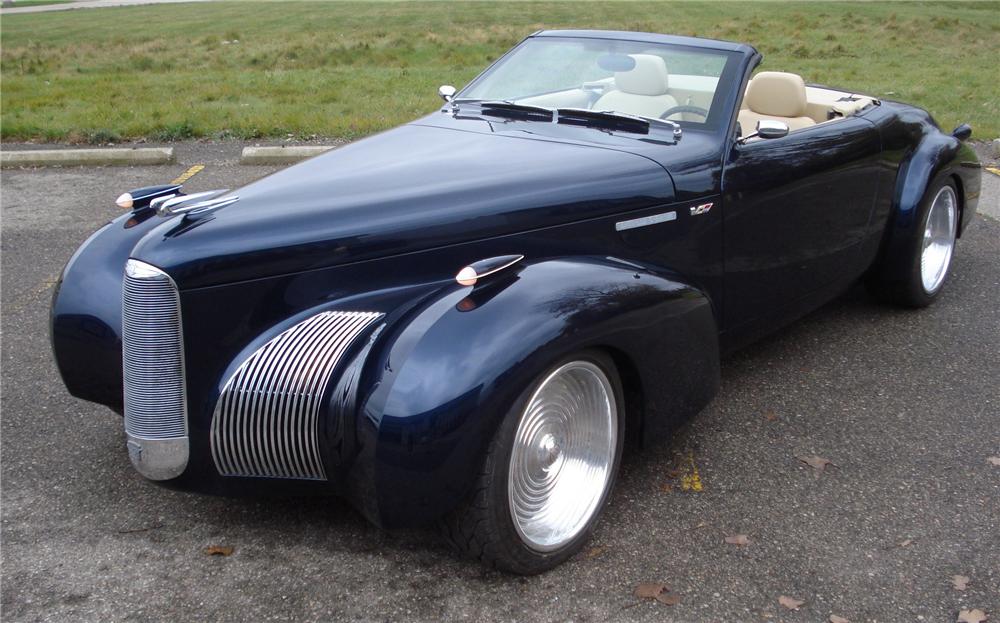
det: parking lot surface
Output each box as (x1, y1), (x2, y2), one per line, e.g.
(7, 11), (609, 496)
(2, 150), (998, 622)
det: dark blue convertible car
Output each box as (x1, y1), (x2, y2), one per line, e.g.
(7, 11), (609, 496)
(51, 30), (981, 574)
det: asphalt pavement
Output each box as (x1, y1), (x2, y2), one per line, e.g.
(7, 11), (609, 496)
(2, 148), (998, 622)
(0, 0), (211, 15)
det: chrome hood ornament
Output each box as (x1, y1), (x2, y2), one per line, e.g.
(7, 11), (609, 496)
(152, 190), (238, 218)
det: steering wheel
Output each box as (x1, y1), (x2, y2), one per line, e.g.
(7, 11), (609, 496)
(659, 105), (710, 120)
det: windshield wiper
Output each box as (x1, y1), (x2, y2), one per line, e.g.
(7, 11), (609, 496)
(449, 99), (682, 141)
(451, 99), (554, 122)
(556, 108), (682, 140)
(556, 108), (647, 132)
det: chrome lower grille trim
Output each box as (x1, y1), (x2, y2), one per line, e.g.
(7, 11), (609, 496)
(122, 259), (188, 480)
(211, 311), (382, 480)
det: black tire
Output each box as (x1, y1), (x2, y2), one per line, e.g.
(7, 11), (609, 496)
(866, 177), (960, 308)
(440, 349), (625, 575)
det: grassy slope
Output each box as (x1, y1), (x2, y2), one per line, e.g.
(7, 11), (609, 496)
(2, 1), (998, 142)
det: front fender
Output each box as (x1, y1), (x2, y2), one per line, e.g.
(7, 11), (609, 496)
(357, 257), (719, 527)
(50, 207), (167, 412)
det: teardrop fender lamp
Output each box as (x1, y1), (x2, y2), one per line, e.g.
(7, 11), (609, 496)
(455, 255), (525, 287)
(116, 184), (183, 211)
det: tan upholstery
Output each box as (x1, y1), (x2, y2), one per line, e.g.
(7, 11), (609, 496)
(738, 71), (816, 133)
(616, 54), (671, 95)
(593, 54), (678, 119)
(746, 71), (809, 117)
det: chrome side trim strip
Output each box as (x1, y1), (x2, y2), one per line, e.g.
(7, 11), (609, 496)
(615, 211), (677, 231)
(210, 311), (382, 480)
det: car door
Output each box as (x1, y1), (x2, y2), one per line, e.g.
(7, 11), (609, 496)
(720, 115), (881, 332)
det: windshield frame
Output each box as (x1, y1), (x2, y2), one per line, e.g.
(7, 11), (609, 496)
(456, 34), (746, 136)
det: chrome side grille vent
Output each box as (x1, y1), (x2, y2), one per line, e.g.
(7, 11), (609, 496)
(211, 311), (382, 480)
(122, 259), (189, 480)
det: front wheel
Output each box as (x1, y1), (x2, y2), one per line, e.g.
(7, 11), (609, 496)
(867, 178), (960, 307)
(441, 350), (624, 574)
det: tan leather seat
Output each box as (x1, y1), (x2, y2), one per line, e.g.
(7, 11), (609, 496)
(593, 54), (678, 119)
(738, 72), (816, 134)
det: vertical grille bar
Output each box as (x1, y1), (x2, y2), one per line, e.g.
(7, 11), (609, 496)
(122, 259), (188, 480)
(211, 311), (382, 480)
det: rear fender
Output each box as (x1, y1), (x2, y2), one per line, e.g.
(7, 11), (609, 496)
(877, 123), (981, 285)
(355, 256), (719, 527)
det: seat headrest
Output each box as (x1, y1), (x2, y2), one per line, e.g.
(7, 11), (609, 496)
(615, 54), (670, 96)
(745, 71), (808, 118)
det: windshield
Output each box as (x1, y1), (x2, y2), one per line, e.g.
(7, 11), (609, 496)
(459, 36), (739, 131)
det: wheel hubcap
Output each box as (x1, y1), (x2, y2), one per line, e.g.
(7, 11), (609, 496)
(508, 361), (616, 552)
(920, 186), (958, 294)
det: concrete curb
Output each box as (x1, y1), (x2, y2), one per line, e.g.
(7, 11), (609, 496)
(1, 147), (174, 168)
(240, 146), (335, 165)
(978, 166), (1000, 222)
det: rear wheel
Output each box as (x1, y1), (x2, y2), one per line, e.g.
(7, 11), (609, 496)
(867, 179), (959, 307)
(441, 350), (624, 574)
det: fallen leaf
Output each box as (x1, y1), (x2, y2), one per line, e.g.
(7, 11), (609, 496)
(987, 457), (1000, 467)
(634, 583), (668, 599)
(764, 410), (779, 422)
(680, 451), (704, 492)
(691, 521), (708, 530)
(779, 596), (805, 610)
(203, 545), (234, 556)
(897, 538), (914, 548)
(656, 593), (682, 606)
(958, 609), (988, 623)
(830, 616), (850, 623)
(585, 546), (605, 559)
(953, 575), (971, 591)
(797, 455), (833, 471)
(724, 534), (750, 546)
(666, 467), (683, 479)
(659, 483), (674, 493)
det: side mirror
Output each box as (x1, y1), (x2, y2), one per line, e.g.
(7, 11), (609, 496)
(951, 123), (972, 141)
(737, 119), (790, 144)
(438, 85), (456, 103)
(756, 119), (790, 140)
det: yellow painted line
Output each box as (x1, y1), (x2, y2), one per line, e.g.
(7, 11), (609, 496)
(171, 164), (205, 185)
(985, 166), (1000, 178)
(679, 450), (704, 492)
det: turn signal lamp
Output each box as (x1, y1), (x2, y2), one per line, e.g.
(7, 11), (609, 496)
(455, 255), (525, 287)
(116, 193), (134, 209)
(113, 184), (183, 211)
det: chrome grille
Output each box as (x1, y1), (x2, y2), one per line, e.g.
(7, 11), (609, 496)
(122, 259), (187, 440)
(211, 311), (382, 480)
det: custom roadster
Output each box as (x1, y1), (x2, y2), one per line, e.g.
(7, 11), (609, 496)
(51, 30), (981, 574)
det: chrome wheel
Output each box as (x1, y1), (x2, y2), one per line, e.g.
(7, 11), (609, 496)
(920, 185), (958, 294)
(508, 360), (617, 552)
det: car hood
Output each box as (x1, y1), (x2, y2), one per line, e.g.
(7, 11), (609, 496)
(132, 123), (675, 288)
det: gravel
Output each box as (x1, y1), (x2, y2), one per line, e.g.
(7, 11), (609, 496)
(2, 150), (998, 622)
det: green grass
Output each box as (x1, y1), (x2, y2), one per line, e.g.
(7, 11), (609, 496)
(2, 1), (998, 143)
